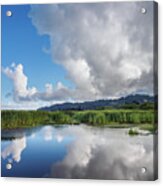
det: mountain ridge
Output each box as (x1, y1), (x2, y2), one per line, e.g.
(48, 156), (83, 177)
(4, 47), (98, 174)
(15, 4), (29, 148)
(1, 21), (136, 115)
(38, 94), (156, 111)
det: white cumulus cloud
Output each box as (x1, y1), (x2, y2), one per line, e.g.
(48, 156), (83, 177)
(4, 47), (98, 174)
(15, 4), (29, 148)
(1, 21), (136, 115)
(2, 63), (73, 103)
(2, 64), (37, 102)
(3, 2), (155, 107)
(29, 1), (155, 99)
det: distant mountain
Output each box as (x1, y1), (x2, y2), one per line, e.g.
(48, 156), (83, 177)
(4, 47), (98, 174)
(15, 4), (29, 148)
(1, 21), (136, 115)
(38, 94), (156, 111)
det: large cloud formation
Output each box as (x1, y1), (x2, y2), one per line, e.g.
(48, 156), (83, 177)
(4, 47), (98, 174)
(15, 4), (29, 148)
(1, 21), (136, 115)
(3, 2), (154, 104)
(29, 2), (154, 99)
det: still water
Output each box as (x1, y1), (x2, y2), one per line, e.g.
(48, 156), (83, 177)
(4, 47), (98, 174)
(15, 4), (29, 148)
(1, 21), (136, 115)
(1, 124), (155, 180)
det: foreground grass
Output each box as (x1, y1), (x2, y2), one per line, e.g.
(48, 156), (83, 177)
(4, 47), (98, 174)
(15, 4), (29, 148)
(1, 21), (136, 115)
(1, 110), (157, 132)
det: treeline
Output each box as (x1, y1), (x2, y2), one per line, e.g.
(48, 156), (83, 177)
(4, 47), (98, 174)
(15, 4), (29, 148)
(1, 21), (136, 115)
(97, 102), (155, 110)
(1, 109), (156, 129)
(117, 102), (155, 110)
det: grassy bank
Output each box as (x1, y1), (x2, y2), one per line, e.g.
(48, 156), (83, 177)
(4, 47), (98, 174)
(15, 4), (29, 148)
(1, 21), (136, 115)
(1, 109), (157, 132)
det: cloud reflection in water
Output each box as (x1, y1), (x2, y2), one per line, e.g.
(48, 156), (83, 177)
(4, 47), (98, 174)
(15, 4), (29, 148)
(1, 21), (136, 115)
(2, 136), (26, 170)
(49, 125), (154, 180)
(1, 125), (155, 180)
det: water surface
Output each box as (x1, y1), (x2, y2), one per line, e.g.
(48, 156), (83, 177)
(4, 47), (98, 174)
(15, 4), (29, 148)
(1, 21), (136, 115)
(1, 124), (155, 180)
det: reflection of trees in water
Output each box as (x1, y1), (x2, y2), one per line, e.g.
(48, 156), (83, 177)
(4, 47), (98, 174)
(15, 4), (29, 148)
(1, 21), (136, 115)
(1, 126), (41, 141)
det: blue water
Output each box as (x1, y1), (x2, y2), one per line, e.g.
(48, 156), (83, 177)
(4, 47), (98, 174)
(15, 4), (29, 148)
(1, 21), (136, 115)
(1, 125), (74, 178)
(1, 124), (156, 180)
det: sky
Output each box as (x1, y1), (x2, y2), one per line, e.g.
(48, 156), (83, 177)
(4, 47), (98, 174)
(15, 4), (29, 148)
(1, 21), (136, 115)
(1, 2), (155, 110)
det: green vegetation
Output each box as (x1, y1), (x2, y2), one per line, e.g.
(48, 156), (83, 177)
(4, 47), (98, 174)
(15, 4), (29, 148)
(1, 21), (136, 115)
(97, 102), (155, 110)
(128, 128), (139, 136)
(1, 109), (157, 132)
(138, 123), (157, 133)
(1, 110), (49, 129)
(117, 102), (155, 110)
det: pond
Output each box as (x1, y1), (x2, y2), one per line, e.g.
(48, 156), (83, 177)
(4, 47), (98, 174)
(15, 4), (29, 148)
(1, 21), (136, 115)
(1, 124), (156, 180)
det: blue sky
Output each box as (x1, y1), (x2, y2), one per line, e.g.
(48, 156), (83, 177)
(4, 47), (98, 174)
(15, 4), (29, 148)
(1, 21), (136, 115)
(1, 2), (153, 109)
(2, 5), (74, 109)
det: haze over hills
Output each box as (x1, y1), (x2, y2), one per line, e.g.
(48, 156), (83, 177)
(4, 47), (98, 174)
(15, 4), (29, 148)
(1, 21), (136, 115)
(38, 94), (156, 111)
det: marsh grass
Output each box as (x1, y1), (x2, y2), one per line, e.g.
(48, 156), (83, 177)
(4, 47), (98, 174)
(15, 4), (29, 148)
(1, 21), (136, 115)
(1, 109), (157, 132)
